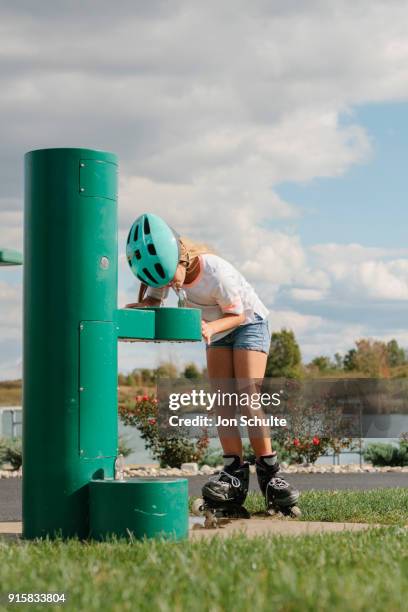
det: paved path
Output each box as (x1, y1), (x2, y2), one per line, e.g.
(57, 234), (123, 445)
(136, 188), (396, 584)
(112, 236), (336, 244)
(188, 472), (408, 497)
(1, 520), (382, 541)
(1, 473), (407, 522)
(190, 519), (381, 540)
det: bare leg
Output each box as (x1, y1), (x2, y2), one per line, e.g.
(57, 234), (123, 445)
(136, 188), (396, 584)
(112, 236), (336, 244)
(233, 349), (272, 457)
(206, 347), (243, 459)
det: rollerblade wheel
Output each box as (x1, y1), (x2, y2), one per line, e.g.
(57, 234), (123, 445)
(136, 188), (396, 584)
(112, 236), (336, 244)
(192, 498), (205, 516)
(289, 505), (301, 518)
(204, 511), (219, 529)
(266, 507), (284, 518)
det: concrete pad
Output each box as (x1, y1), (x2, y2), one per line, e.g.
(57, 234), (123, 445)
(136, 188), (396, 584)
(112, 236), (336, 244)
(190, 518), (379, 540)
(0, 521), (21, 534)
(0, 521), (21, 540)
(0, 520), (379, 542)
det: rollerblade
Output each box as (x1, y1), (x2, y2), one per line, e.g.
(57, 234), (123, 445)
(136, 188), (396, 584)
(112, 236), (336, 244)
(192, 455), (250, 528)
(256, 453), (301, 518)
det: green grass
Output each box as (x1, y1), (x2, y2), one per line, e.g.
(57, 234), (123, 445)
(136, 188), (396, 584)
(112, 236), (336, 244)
(0, 528), (407, 611)
(1, 489), (407, 611)
(243, 487), (408, 525)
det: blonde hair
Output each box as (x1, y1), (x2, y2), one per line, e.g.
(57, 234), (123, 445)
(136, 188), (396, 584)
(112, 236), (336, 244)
(138, 236), (216, 301)
(178, 235), (215, 265)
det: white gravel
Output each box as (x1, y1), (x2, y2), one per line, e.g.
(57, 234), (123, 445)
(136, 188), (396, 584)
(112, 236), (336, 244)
(1, 463), (408, 479)
(0, 468), (22, 478)
(122, 463), (408, 477)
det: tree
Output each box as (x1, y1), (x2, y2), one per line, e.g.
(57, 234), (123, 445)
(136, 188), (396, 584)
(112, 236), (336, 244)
(344, 339), (388, 377)
(140, 368), (154, 384)
(154, 361), (178, 379)
(356, 339), (389, 377)
(343, 348), (358, 372)
(265, 329), (302, 378)
(310, 356), (333, 372)
(118, 373), (127, 386)
(386, 339), (406, 368)
(183, 362), (200, 379)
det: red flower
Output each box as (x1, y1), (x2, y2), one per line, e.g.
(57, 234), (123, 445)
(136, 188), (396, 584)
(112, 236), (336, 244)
(142, 394), (149, 401)
(293, 438), (300, 447)
(312, 436), (320, 446)
(148, 418), (156, 425)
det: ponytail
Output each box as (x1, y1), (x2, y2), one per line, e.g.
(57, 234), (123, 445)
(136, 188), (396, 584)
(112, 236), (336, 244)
(178, 236), (216, 269)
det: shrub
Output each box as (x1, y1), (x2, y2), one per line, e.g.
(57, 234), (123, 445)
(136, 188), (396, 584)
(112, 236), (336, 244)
(119, 394), (209, 468)
(0, 438), (7, 465)
(266, 379), (355, 464)
(282, 435), (330, 464)
(199, 443), (258, 467)
(199, 447), (223, 467)
(118, 435), (133, 458)
(199, 440), (296, 467)
(363, 436), (408, 467)
(0, 437), (22, 470)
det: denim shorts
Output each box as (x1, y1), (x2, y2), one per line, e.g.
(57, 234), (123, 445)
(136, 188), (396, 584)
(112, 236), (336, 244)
(207, 313), (271, 354)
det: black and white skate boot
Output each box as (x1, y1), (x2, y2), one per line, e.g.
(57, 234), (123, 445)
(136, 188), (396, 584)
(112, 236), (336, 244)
(192, 455), (250, 527)
(256, 453), (301, 518)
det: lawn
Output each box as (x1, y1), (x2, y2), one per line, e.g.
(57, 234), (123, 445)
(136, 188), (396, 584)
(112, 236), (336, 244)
(0, 528), (407, 611)
(0, 489), (407, 611)
(243, 487), (408, 525)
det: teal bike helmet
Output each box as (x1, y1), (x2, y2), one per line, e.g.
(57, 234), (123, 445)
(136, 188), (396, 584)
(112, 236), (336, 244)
(126, 213), (180, 287)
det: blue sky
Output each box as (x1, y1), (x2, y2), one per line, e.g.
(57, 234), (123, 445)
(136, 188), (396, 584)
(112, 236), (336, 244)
(276, 102), (408, 249)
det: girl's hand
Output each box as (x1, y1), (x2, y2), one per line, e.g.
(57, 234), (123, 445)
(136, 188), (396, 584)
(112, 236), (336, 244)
(125, 297), (161, 309)
(201, 321), (213, 344)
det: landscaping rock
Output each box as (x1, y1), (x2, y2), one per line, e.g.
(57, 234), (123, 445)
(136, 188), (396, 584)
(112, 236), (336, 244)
(181, 462), (199, 473)
(200, 465), (213, 475)
(2, 463), (408, 479)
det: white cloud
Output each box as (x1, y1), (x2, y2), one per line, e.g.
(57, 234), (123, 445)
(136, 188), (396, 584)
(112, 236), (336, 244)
(290, 288), (327, 301)
(309, 244), (408, 301)
(2, 2), (408, 376)
(267, 308), (368, 361)
(268, 309), (324, 335)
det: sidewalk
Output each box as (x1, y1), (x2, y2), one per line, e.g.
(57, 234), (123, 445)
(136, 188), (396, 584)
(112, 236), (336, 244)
(0, 520), (381, 541)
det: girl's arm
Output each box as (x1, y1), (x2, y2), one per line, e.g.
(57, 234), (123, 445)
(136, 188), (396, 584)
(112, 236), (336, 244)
(125, 283), (169, 309)
(202, 312), (246, 343)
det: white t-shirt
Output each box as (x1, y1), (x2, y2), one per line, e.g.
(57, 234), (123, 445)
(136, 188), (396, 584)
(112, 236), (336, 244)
(146, 253), (269, 342)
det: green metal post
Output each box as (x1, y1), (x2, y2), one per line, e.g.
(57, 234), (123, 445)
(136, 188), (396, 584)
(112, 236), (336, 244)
(23, 147), (202, 541)
(89, 479), (189, 541)
(23, 148), (119, 539)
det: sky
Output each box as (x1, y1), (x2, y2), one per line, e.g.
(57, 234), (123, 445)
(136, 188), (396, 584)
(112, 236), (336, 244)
(1, 0), (408, 379)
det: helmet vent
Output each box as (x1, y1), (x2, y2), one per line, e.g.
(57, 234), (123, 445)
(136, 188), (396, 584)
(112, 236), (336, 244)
(134, 224), (139, 242)
(155, 263), (166, 279)
(143, 267), (157, 284)
(134, 250), (141, 260)
(144, 217), (151, 234)
(147, 243), (156, 256)
(126, 231), (131, 245)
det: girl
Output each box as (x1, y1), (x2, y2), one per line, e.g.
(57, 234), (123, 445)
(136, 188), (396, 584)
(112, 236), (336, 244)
(126, 213), (299, 517)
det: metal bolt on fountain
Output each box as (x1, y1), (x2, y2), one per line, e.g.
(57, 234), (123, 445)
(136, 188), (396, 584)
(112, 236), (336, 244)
(23, 148), (201, 541)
